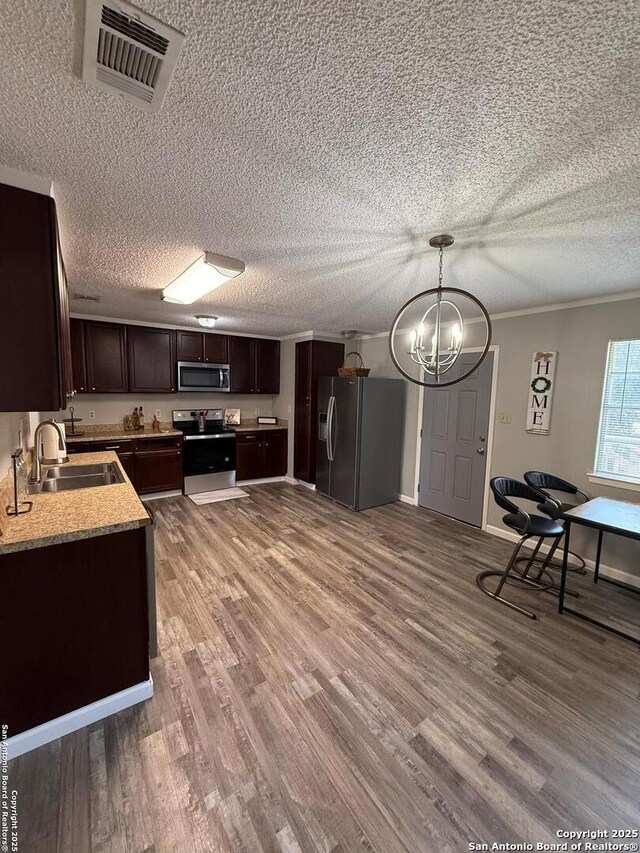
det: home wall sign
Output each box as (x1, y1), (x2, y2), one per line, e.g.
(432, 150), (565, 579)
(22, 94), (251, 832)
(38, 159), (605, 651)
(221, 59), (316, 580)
(526, 351), (557, 435)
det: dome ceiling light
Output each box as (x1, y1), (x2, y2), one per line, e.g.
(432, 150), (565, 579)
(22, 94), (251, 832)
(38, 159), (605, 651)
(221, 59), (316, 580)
(389, 235), (492, 388)
(196, 315), (218, 328)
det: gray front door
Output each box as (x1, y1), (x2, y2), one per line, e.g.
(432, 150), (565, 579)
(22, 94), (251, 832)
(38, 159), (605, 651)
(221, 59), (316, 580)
(418, 352), (494, 527)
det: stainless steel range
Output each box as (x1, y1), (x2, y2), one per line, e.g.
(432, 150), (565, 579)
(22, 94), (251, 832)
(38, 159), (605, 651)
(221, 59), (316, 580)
(172, 409), (236, 495)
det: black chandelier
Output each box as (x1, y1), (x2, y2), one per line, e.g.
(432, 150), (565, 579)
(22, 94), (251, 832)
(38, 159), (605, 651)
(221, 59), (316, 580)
(388, 235), (492, 388)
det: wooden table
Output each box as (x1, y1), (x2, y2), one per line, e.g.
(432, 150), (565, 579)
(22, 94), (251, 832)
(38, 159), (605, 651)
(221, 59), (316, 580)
(559, 497), (640, 645)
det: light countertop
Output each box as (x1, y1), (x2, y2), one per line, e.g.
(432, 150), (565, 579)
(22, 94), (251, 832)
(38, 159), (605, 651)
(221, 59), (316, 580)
(66, 424), (182, 443)
(65, 420), (287, 441)
(0, 452), (150, 556)
(233, 421), (288, 433)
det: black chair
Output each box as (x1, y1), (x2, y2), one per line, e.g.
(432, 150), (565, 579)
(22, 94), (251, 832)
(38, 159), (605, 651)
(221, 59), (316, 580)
(523, 471), (589, 574)
(477, 477), (564, 619)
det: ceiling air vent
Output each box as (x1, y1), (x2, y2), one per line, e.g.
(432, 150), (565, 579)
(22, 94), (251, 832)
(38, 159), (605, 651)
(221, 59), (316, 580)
(82, 0), (185, 112)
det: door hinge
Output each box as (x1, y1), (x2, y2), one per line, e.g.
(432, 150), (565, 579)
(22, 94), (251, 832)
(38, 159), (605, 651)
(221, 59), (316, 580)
(417, 483), (420, 493)
(420, 429), (423, 438)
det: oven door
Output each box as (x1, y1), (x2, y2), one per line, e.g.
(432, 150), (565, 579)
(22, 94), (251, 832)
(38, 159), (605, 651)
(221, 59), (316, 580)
(177, 362), (230, 392)
(182, 434), (236, 494)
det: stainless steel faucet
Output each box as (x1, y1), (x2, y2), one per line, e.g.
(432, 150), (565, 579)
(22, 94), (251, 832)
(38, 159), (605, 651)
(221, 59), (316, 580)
(29, 420), (68, 484)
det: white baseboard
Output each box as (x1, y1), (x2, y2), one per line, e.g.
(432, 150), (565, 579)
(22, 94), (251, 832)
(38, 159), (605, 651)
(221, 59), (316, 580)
(141, 489), (182, 501)
(398, 494), (417, 505)
(485, 525), (640, 590)
(5, 678), (153, 761)
(284, 476), (316, 491)
(237, 476), (286, 486)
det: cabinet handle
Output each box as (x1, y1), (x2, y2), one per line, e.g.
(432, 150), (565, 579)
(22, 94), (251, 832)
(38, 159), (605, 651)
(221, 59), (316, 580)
(105, 445), (120, 450)
(92, 387), (96, 391)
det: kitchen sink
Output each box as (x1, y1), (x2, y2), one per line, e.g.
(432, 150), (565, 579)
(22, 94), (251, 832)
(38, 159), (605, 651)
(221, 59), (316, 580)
(44, 463), (121, 479)
(41, 472), (123, 492)
(31, 462), (125, 493)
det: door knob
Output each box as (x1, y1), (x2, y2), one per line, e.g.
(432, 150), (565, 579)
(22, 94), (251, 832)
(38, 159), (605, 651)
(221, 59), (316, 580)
(476, 447), (485, 455)
(479, 435), (486, 442)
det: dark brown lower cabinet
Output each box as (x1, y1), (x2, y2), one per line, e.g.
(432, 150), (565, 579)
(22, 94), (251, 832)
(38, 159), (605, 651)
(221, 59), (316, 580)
(236, 430), (287, 480)
(0, 527), (148, 736)
(135, 447), (182, 494)
(118, 452), (136, 483)
(67, 435), (182, 494)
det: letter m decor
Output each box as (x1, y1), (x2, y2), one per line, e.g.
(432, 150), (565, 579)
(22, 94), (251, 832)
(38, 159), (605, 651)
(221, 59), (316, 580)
(526, 351), (557, 435)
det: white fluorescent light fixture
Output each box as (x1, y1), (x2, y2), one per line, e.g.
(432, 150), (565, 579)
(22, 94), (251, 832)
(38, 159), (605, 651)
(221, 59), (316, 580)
(162, 252), (245, 305)
(196, 315), (218, 328)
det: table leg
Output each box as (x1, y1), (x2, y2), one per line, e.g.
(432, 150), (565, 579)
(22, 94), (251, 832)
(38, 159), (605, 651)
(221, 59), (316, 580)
(594, 529), (603, 583)
(558, 520), (570, 614)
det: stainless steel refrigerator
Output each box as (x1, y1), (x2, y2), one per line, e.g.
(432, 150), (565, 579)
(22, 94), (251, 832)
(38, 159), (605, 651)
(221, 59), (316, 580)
(316, 377), (405, 510)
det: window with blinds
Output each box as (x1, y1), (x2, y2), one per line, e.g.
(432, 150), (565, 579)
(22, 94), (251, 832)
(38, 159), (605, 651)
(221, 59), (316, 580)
(595, 339), (640, 483)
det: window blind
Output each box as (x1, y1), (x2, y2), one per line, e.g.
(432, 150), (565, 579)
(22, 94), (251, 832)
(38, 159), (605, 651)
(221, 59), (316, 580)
(595, 339), (640, 482)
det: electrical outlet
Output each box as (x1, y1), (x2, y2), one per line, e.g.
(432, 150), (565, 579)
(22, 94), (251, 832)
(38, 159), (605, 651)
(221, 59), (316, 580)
(499, 412), (512, 424)
(287, 405), (292, 414)
(255, 407), (260, 415)
(89, 410), (95, 420)
(155, 409), (161, 420)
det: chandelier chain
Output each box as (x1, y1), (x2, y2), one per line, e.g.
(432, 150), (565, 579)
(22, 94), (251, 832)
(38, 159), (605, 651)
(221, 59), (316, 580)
(438, 245), (444, 289)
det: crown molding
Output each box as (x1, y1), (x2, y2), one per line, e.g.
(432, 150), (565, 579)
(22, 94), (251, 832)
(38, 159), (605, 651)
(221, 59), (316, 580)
(357, 290), (640, 339)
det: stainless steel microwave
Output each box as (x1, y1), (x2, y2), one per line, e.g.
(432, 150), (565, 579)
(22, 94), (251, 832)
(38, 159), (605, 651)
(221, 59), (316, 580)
(177, 362), (231, 393)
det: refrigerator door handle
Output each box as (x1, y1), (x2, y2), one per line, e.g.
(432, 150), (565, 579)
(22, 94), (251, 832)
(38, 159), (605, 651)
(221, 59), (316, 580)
(326, 396), (335, 461)
(330, 396), (337, 461)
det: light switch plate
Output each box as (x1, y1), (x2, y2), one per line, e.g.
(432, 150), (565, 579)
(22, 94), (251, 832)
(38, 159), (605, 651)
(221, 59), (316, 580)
(499, 412), (512, 424)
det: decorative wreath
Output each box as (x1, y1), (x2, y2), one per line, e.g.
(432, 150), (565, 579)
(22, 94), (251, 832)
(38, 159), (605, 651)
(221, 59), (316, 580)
(531, 376), (552, 393)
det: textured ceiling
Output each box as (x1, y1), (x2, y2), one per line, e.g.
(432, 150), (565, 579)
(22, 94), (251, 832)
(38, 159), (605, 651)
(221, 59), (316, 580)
(0, 0), (639, 335)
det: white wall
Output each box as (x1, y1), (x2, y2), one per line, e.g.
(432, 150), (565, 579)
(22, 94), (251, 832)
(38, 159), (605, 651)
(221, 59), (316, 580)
(359, 296), (640, 575)
(273, 338), (297, 475)
(42, 393), (275, 427)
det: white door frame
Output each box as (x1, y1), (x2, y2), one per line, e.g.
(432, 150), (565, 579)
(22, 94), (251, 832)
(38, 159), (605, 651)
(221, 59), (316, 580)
(413, 345), (500, 530)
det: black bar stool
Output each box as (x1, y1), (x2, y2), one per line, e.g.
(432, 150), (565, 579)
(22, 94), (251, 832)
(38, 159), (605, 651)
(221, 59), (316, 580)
(523, 471), (589, 574)
(477, 477), (564, 619)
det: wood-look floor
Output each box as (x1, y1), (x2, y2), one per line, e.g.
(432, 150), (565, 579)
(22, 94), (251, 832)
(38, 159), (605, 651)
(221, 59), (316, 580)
(11, 484), (640, 852)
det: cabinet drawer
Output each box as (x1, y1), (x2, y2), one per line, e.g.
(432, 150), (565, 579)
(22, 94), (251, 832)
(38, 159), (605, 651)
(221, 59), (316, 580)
(236, 432), (261, 443)
(133, 435), (182, 451)
(80, 439), (135, 454)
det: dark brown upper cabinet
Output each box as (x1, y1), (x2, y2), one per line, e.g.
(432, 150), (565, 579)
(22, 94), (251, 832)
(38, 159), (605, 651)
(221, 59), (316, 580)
(0, 183), (73, 411)
(293, 340), (344, 482)
(70, 318), (87, 394)
(128, 326), (176, 394)
(229, 336), (254, 393)
(84, 321), (129, 393)
(204, 333), (229, 364)
(254, 339), (280, 394)
(176, 331), (204, 362)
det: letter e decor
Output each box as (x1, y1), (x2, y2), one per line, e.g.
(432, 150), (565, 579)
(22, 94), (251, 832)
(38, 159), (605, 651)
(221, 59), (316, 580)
(526, 351), (557, 435)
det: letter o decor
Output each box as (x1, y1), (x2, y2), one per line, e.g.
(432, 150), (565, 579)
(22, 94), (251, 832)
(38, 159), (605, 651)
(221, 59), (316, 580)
(531, 376), (552, 394)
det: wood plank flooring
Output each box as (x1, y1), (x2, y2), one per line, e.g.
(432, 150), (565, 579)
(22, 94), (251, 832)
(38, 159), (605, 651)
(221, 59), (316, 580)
(10, 484), (640, 852)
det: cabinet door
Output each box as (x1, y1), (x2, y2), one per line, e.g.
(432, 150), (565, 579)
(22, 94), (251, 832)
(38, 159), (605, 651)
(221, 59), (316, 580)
(0, 184), (69, 412)
(295, 341), (312, 400)
(128, 326), (176, 393)
(236, 435), (264, 479)
(293, 399), (312, 481)
(135, 448), (182, 494)
(229, 336), (254, 393)
(54, 228), (74, 403)
(70, 319), (87, 394)
(177, 331), (204, 362)
(204, 333), (229, 364)
(262, 431), (287, 477)
(118, 452), (136, 484)
(84, 322), (128, 393)
(254, 339), (280, 394)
